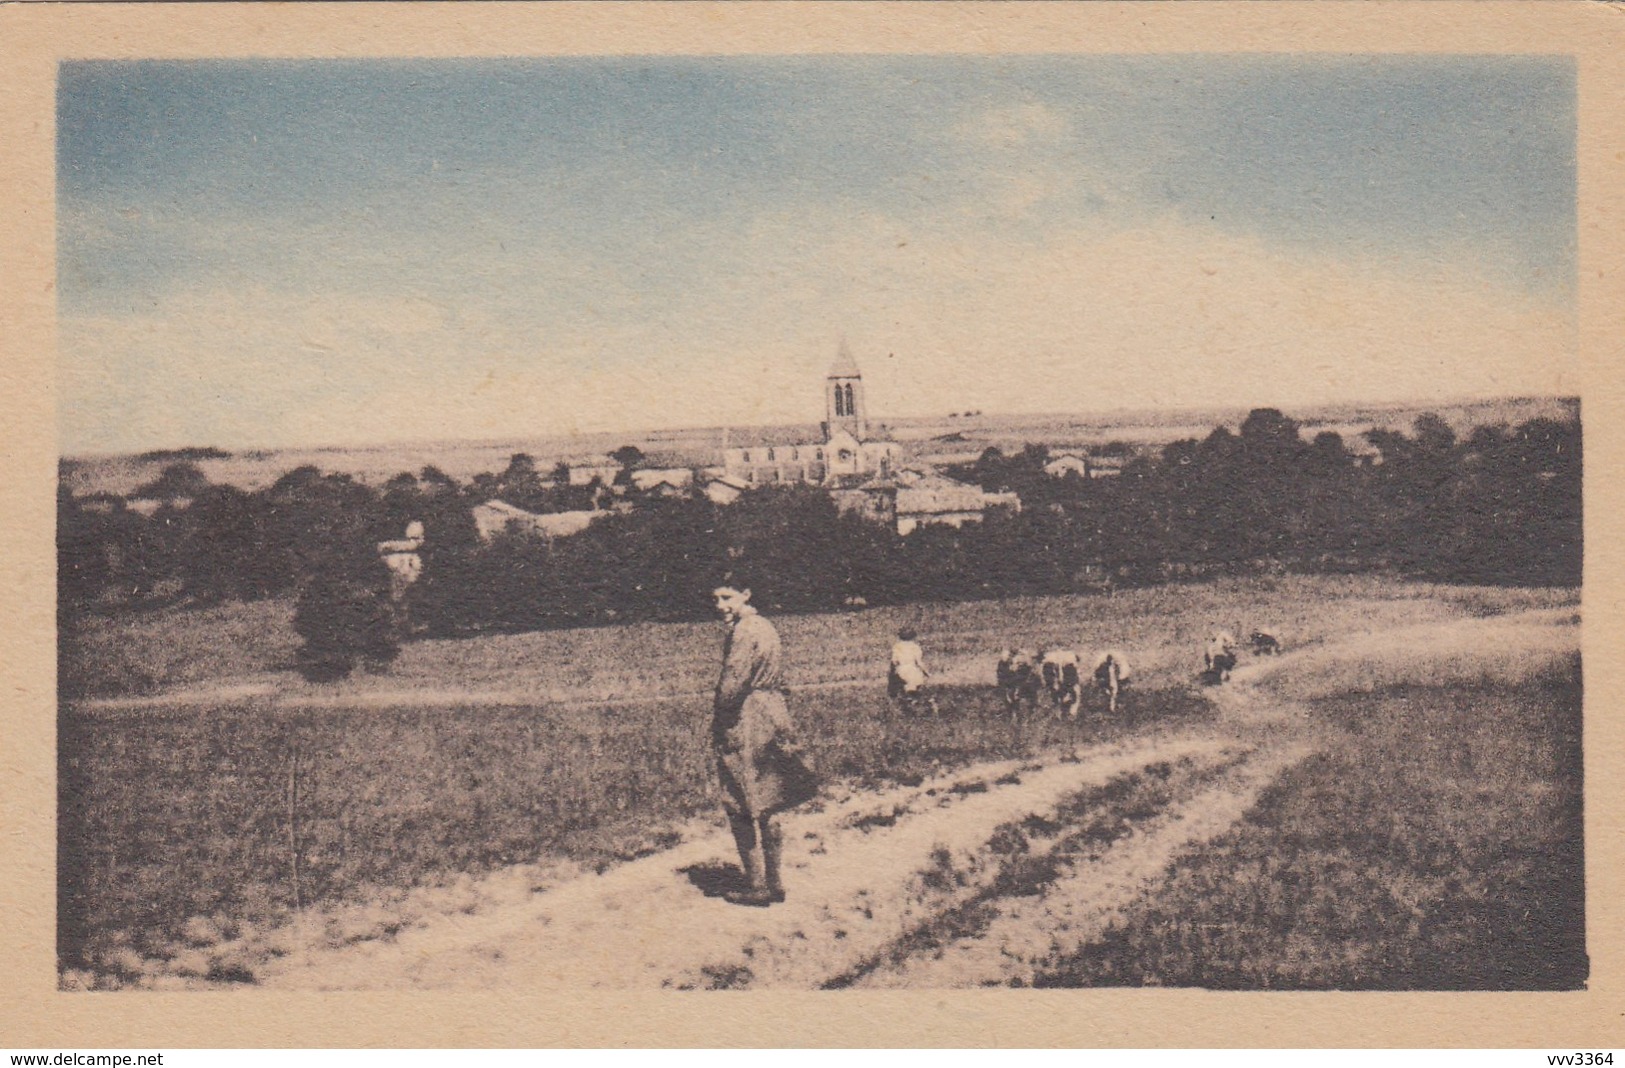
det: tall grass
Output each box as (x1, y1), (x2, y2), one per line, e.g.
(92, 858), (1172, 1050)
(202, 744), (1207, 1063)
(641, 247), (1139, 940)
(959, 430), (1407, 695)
(67, 573), (1577, 699)
(1035, 657), (1585, 989)
(58, 679), (1209, 979)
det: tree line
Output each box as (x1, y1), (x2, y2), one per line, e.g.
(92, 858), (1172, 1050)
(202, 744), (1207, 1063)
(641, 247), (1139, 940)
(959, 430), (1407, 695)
(57, 408), (1580, 678)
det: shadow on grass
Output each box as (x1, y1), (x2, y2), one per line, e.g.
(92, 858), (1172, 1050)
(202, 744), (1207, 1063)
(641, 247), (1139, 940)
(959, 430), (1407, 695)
(680, 861), (748, 898)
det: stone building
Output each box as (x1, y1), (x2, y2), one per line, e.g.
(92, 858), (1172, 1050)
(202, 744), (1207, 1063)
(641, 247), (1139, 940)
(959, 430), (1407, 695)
(833, 469), (1021, 536)
(721, 341), (904, 488)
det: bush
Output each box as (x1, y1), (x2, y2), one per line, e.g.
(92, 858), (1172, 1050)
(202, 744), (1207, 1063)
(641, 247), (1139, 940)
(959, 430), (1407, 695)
(281, 473), (398, 679)
(292, 565), (399, 681)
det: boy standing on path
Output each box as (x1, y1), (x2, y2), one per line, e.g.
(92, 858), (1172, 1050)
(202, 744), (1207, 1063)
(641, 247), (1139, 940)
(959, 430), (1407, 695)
(710, 582), (817, 907)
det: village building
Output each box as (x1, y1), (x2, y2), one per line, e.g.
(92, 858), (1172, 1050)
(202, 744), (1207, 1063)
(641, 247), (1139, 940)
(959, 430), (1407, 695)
(377, 520), (426, 632)
(701, 473), (749, 506)
(1043, 453), (1125, 479)
(1086, 454), (1125, 478)
(566, 464), (622, 488)
(833, 469), (1021, 536)
(629, 467), (694, 493)
(1043, 454), (1090, 479)
(471, 499), (602, 543)
(721, 341), (905, 488)
(76, 493), (125, 516)
(126, 496), (193, 518)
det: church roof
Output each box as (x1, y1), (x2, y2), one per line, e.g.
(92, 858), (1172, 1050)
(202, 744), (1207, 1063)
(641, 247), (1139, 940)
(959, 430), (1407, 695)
(827, 338), (862, 378)
(722, 425), (825, 449)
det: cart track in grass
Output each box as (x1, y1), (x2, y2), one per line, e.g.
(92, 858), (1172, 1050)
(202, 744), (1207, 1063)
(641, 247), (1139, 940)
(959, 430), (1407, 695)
(251, 679), (1309, 990)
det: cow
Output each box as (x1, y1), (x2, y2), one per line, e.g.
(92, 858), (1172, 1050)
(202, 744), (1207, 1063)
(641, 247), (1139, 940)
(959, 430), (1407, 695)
(1040, 648), (1084, 719)
(1203, 629), (1239, 683)
(996, 649), (1043, 713)
(1092, 650), (1132, 714)
(1249, 630), (1283, 656)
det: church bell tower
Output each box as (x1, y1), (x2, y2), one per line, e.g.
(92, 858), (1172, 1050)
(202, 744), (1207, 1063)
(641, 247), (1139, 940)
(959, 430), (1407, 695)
(824, 338), (868, 439)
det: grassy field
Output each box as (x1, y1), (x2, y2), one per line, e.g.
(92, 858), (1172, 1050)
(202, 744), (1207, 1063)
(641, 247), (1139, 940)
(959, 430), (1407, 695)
(67, 572), (1574, 699)
(1034, 654), (1584, 989)
(59, 574), (1582, 987)
(58, 682), (1212, 983)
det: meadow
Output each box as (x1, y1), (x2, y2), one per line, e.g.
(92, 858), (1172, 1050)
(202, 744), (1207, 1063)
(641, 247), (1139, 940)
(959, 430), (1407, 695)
(59, 574), (1582, 987)
(59, 680), (1214, 983)
(1034, 648), (1584, 989)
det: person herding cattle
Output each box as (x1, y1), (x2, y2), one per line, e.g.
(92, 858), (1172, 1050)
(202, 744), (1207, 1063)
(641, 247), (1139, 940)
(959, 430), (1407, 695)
(888, 627), (937, 715)
(1204, 629), (1239, 683)
(709, 581), (819, 908)
(1040, 647), (1084, 719)
(996, 649), (1042, 712)
(1092, 649), (1132, 714)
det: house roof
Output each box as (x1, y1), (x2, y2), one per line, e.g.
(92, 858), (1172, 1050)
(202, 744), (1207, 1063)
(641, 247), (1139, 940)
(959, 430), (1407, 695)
(896, 475), (992, 516)
(474, 498), (536, 519)
(534, 510), (600, 538)
(630, 467), (693, 489)
(474, 499), (603, 538)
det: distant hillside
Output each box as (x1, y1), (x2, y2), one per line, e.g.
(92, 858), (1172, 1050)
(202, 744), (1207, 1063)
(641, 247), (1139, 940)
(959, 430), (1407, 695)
(61, 395), (1578, 499)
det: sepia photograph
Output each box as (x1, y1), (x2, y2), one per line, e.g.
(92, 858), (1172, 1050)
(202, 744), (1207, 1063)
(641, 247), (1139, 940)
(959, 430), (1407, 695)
(6, 0), (1622, 1049)
(51, 47), (1587, 995)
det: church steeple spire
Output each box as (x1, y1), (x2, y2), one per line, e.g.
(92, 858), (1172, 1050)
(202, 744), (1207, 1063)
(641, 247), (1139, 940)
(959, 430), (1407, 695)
(825, 338), (867, 439)
(828, 336), (861, 379)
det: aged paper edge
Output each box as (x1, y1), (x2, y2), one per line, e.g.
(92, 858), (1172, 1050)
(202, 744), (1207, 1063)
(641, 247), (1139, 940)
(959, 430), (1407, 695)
(1, 0), (1621, 1049)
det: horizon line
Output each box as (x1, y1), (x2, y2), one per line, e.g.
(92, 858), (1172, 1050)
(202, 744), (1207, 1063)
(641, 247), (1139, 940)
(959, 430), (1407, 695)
(60, 392), (1581, 464)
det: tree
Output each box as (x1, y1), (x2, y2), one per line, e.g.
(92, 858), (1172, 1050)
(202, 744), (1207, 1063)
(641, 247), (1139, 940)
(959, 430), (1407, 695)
(1239, 407), (1302, 458)
(267, 472), (398, 679)
(418, 465), (461, 497)
(381, 472), (423, 531)
(497, 453), (547, 510)
(717, 486), (847, 612)
(292, 558), (399, 681)
(132, 461), (211, 501)
(1413, 412), (1457, 454)
(179, 484), (272, 603)
(610, 445), (646, 489)
(57, 485), (116, 614)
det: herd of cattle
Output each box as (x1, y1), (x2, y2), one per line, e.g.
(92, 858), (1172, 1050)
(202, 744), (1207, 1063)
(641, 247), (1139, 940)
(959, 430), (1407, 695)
(984, 628), (1283, 719)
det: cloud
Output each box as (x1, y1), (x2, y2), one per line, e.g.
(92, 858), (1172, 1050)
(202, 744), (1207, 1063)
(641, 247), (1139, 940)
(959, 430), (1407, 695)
(823, 218), (1576, 417)
(951, 102), (1071, 150)
(59, 208), (1576, 456)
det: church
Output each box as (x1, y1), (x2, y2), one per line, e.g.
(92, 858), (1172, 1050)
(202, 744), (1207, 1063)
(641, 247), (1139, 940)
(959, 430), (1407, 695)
(720, 342), (905, 487)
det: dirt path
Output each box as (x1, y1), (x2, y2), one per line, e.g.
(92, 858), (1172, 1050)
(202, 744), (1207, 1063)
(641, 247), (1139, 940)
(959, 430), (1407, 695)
(254, 672), (1310, 990)
(77, 607), (1573, 991)
(846, 741), (1308, 988)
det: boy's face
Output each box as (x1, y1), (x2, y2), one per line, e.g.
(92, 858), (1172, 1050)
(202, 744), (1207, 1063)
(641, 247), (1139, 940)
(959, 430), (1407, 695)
(712, 587), (750, 623)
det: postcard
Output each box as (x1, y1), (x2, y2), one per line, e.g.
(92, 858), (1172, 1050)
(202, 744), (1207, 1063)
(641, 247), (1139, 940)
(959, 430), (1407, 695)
(3, 0), (1622, 1050)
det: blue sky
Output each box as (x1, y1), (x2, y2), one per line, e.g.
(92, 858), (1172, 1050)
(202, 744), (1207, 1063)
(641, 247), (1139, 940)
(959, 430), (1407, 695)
(58, 56), (1577, 454)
